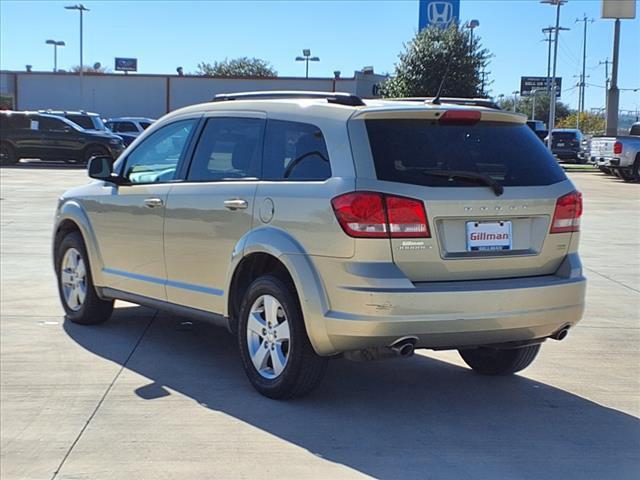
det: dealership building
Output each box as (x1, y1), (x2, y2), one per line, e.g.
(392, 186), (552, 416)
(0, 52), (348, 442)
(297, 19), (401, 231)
(0, 68), (387, 119)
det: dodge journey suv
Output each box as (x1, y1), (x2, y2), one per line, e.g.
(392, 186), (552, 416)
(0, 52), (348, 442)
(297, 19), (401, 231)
(53, 92), (586, 398)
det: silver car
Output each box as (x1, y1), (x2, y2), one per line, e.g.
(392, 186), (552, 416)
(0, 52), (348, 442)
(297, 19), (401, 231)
(53, 92), (586, 398)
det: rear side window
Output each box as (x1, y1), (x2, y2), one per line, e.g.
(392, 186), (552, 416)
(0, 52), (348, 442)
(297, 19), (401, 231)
(262, 120), (331, 181)
(188, 117), (263, 181)
(65, 114), (93, 130)
(1, 114), (30, 130)
(114, 122), (138, 133)
(365, 120), (566, 187)
(140, 121), (152, 130)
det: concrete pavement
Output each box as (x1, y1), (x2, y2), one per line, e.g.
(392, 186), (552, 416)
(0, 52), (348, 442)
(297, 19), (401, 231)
(1, 163), (639, 479)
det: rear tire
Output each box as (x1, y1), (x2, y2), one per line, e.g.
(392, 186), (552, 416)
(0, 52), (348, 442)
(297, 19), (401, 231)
(459, 344), (540, 375)
(55, 231), (113, 325)
(598, 166), (612, 175)
(0, 143), (17, 165)
(237, 275), (328, 399)
(632, 155), (640, 182)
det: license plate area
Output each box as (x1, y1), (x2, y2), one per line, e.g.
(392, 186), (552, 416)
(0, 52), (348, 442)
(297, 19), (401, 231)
(466, 221), (512, 252)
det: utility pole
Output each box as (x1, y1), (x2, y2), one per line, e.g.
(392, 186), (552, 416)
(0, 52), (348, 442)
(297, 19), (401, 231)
(606, 19), (621, 135)
(542, 26), (554, 94)
(576, 15), (594, 115)
(542, 0), (567, 150)
(65, 4), (89, 108)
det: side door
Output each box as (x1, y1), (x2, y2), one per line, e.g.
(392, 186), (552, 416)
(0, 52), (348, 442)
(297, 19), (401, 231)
(36, 116), (83, 160)
(85, 117), (199, 300)
(163, 113), (265, 313)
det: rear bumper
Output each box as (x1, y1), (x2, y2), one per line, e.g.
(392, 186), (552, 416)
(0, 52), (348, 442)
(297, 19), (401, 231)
(312, 255), (586, 355)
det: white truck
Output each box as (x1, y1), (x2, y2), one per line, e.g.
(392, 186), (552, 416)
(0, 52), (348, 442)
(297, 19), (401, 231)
(590, 122), (640, 182)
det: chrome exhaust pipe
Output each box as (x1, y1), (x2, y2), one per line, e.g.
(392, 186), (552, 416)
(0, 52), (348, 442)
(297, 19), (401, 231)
(389, 336), (418, 357)
(551, 326), (570, 341)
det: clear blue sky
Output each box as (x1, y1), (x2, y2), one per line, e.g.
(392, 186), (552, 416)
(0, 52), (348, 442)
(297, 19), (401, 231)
(1, 0), (638, 112)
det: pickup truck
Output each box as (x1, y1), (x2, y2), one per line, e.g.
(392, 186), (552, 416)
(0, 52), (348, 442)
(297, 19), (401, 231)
(590, 122), (640, 182)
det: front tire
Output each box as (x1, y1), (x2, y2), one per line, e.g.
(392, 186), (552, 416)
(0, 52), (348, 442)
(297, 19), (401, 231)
(55, 231), (113, 325)
(459, 344), (540, 375)
(238, 275), (328, 399)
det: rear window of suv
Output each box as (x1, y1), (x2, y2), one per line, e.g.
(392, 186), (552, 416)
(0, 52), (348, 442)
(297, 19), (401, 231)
(365, 119), (566, 187)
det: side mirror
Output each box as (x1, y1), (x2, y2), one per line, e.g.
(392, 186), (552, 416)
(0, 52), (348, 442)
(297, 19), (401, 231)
(88, 155), (126, 185)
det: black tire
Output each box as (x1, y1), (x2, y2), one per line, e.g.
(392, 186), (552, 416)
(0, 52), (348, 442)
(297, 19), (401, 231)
(83, 145), (109, 164)
(458, 344), (540, 376)
(0, 142), (17, 165)
(599, 166), (612, 175)
(619, 168), (634, 182)
(237, 274), (328, 399)
(632, 155), (640, 182)
(55, 231), (113, 325)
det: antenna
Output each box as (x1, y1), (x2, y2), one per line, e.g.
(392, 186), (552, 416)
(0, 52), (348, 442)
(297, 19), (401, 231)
(431, 50), (455, 105)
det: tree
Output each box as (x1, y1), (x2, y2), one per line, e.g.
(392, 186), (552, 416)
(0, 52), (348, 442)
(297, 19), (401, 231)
(196, 57), (277, 77)
(381, 23), (491, 98)
(496, 93), (571, 127)
(71, 64), (110, 73)
(557, 111), (605, 135)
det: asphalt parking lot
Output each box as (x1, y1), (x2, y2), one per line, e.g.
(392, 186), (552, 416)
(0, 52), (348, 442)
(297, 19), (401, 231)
(1, 163), (639, 480)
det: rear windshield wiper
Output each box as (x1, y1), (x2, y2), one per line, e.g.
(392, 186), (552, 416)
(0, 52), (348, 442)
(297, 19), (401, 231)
(419, 169), (504, 196)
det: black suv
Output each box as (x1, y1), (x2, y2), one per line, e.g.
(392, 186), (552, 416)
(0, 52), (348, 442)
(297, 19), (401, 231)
(0, 111), (124, 165)
(39, 110), (107, 131)
(546, 129), (586, 163)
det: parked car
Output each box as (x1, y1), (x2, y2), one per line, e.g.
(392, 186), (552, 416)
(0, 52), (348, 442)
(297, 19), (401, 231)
(590, 123), (640, 182)
(0, 111), (125, 164)
(526, 120), (548, 142)
(53, 91), (586, 399)
(105, 117), (155, 146)
(39, 110), (107, 132)
(545, 129), (587, 163)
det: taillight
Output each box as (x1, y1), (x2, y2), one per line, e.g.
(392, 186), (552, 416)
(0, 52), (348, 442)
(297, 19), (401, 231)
(550, 191), (582, 234)
(439, 110), (481, 125)
(613, 141), (622, 155)
(332, 192), (430, 238)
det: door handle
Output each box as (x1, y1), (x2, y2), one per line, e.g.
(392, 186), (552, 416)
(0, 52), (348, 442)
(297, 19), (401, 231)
(223, 198), (248, 210)
(144, 197), (164, 208)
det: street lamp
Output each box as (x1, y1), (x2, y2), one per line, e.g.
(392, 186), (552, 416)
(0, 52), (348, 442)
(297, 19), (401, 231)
(541, 0), (567, 149)
(467, 19), (480, 51)
(45, 39), (65, 72)
(530, 88), (542, 121)
(65, 4), (89, 108)
(512, 90), (519, 112)
(295, 49), (320, 79)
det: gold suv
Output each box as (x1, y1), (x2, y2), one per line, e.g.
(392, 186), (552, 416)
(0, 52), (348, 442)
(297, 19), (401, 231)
(53, 92), (586, 398)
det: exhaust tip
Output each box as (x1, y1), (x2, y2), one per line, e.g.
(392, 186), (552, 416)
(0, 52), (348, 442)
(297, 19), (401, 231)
(551, 326), (570, 341)
(389, 336), (418, 357)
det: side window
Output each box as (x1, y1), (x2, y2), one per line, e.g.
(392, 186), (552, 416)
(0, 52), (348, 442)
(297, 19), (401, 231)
(118, 122), (138, 133)
(123, 119), (196, 184)
(65, 115), (93, 130)
(139, 122), (151, 130)
(262, 120), (331, 181)
(39, 116), (71, 132)
(188, 117), (263, 181)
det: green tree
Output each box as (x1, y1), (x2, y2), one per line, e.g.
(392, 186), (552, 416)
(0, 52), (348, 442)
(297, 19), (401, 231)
(497, 93), (571, 127)
(381, 24), (491, 98)
(71, 64), (109, 73)
(196, 57), (277, 77)
(557, 111), (605, 135)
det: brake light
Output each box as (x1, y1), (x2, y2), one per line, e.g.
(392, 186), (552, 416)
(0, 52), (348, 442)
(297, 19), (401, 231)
(439, 110), (481, 125)
(550, 191), (582, 234)
(332, 192), (430, 238)
(613, 141), (623, 155)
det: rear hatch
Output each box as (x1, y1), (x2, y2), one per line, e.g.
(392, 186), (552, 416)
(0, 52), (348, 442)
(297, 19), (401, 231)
(348, 107), (578, 282)
(551, 131), (579, 150)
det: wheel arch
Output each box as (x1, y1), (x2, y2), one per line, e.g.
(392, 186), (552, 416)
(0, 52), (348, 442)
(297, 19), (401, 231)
(54, 201), (106, 287)
(225, 227), (335, 355)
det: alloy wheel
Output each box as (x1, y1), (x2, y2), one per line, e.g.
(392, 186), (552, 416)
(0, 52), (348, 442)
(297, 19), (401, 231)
(60, 247), (87, 311)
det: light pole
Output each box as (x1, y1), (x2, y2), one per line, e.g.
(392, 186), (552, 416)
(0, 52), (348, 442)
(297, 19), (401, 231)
(530, 89), (542, 121)
(45, 39), (65, 72)
(295, 49), (319, 79)
(541, 0), (567, 150)
(512, 90), (519, 112)
(467, 19), (480, 52)
(65, 4), (89, 107)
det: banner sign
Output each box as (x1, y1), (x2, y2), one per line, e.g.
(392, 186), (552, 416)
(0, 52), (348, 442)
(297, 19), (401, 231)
(115, 58), (138, 72)
(520, 76), (562, 97)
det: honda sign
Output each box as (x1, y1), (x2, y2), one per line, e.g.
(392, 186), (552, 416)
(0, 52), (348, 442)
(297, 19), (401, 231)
(419, 0), (460, 30)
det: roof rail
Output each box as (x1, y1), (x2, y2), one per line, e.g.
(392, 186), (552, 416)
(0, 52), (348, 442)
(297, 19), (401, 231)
(211, 91), (366, 107)
(389, 97), (502, 110)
